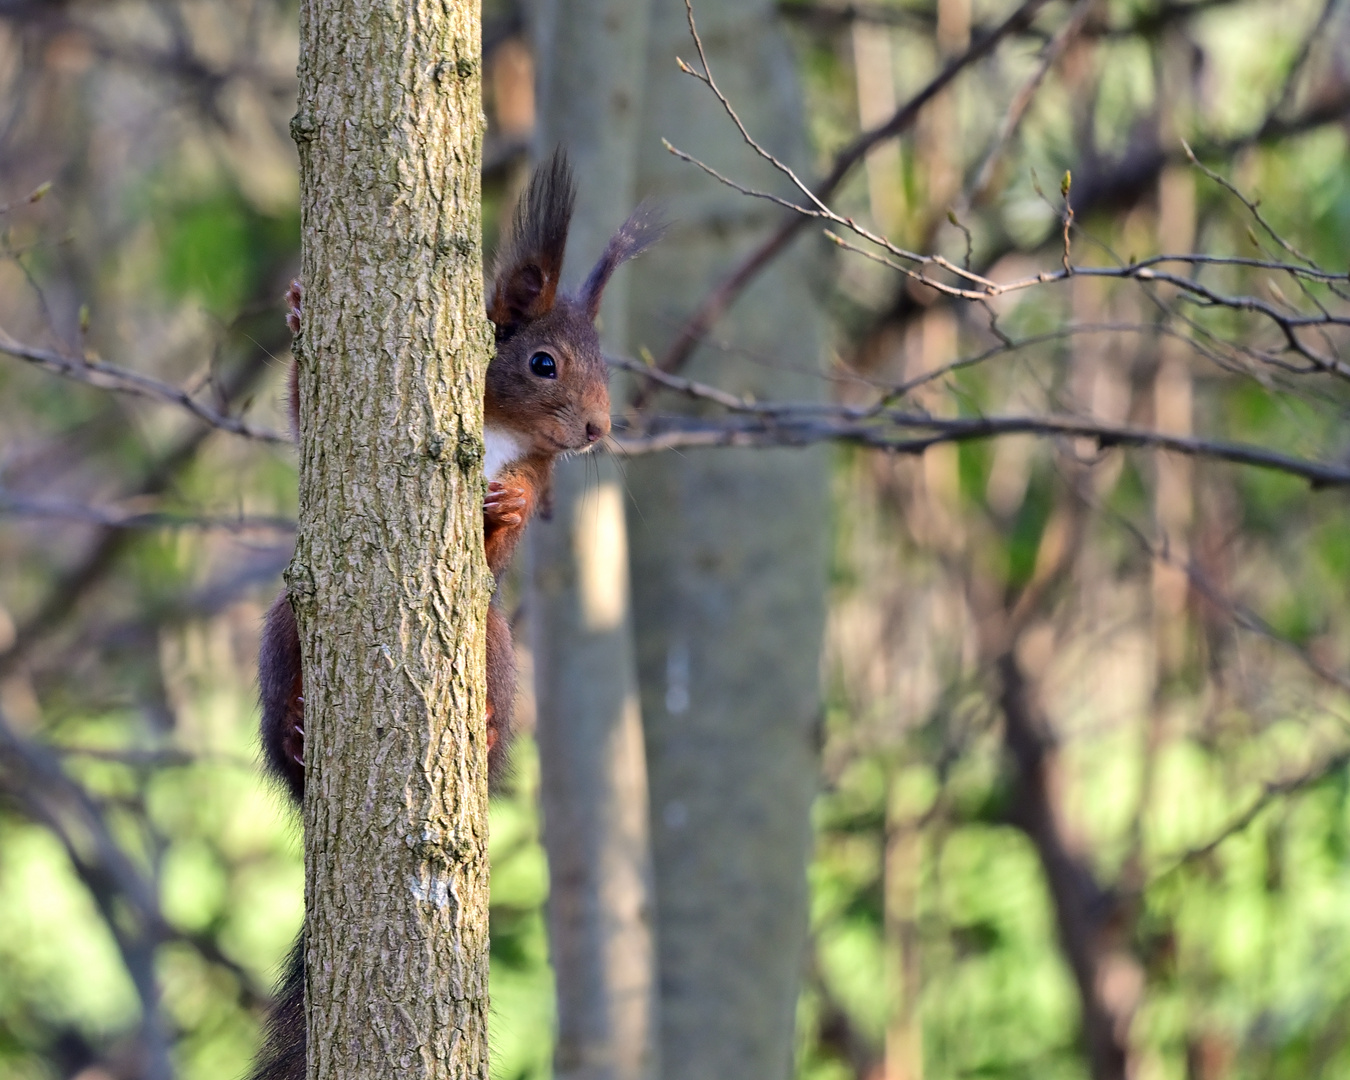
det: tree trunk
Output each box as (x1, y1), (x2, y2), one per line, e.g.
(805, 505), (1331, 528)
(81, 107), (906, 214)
(529, 3), (659, 1078)
(995, 649), (1135, 1080)
(625, 2), (829, 1077)
(290, 3), (493, 1080)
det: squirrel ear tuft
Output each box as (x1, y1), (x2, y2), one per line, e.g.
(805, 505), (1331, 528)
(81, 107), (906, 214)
(488, 148), (576, 333)
(579, 201), (666, 322)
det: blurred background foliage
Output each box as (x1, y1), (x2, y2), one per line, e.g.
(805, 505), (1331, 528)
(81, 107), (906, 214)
(3, 1), (1350, 1079)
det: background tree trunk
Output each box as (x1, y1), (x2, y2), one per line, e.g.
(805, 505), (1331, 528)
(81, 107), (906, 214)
(529, 2), (659, 1078)
(624, 2), (829, 1077)
(291, 3), (493, 1079)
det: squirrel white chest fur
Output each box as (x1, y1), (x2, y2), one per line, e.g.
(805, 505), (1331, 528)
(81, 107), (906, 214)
(484, 424), (527, 482)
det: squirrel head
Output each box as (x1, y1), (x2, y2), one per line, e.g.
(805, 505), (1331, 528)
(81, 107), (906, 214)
(485, 150), (663, 457)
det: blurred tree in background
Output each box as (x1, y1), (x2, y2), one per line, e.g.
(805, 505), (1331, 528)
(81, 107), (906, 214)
(5, 2), (1350, 1080)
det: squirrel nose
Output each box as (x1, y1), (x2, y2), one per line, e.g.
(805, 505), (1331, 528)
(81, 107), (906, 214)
(586, 418), (610, 443)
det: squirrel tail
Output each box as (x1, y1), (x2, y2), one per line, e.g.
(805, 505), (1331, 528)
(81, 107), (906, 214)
(247, 936), (305, 1080)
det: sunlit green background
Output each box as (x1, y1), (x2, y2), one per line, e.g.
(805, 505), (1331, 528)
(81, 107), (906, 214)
(5, 1), (1350, 1079)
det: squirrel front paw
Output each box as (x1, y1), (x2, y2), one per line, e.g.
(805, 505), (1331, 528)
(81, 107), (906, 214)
(285, 280), (303, 335)
(270, 694), (306, 800)
(485, 481), (527, 528)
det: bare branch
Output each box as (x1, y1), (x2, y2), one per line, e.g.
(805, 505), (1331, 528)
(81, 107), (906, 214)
(777, 1), (934, 32)
(653, 0), (1350, 400)
(824, 233), (1350, 377)
(0, 707), (174, 1080)
(1268, 0), (1340, 121)
(993, 648), (1132, 1079)
(0, 332), (291, 443)
(645, 0), (1059, 389)
(607, 353), (754, 410)
(1097, 498), (1350, 696)
(959, 0), (1096, 210)
(0, 490), (296, 534)
(610, 409), (1350, 490)
(777, 0), (1245, 39)
(0, 349), (277, 678)
(0, 179), (52, 215)
(675, 0), (830, 217)
(0, 708), (270, 1034)
(1152, 749), (1350, 882)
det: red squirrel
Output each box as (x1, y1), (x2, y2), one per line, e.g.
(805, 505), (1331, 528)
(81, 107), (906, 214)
(248, 151), (660, 1080)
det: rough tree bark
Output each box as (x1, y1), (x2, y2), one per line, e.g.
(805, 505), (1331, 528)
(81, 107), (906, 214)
(290, 3), (493, 1079)
(625, 1), (829, 1077)
(528, 2), (660, 1079)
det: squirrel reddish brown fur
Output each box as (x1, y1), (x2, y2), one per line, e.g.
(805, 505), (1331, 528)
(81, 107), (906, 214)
(248, 151), (661, 1080)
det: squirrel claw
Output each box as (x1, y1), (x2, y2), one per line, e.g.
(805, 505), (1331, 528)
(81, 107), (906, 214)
(485, 483), (528, 526)
(285, 280), (303, 335)
(289, 719), (305, 767)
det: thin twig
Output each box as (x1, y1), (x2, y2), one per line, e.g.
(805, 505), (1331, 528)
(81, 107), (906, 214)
(958, 0), (1097, 210)
(1101, 497), (1350, 696)
(0, 349), (276, 678)
(1151, 749), (1350, 881)
(609, 409), (1350, 489)
(824, 232), (1350, 377)
(0, 490), (296, 534)
(0, 332), (290, 443)
(646, 0), (1058, 389)
(656, 11), (1350, 387)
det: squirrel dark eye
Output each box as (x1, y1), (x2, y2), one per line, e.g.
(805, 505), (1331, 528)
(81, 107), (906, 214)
(529, 351), (557, 379)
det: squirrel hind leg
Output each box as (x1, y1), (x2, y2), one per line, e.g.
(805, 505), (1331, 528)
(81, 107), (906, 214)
(259, 592), (306, 803)
(486, 603), (516, 790)
(261, 592), (511, 799)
